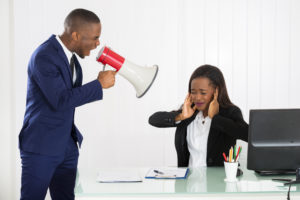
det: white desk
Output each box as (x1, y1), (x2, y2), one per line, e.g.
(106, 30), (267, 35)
(75, 166), (300, 200)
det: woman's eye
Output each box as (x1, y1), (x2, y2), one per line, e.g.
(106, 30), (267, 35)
(201, 93), (206, 95)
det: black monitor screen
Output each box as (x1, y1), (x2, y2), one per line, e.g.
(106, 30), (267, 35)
(247, 109), (300, 174)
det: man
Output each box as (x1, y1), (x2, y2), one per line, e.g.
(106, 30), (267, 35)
(18, 9), (115, 200)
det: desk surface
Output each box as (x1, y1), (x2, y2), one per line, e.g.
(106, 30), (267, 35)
(75, 166), (300, 198)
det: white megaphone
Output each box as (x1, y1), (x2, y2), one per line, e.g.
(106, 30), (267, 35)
(96, 46), (158, 98)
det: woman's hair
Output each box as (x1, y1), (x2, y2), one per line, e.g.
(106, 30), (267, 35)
(188, 64), (234, 108)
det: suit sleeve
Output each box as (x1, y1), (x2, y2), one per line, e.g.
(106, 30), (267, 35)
(148, 110), (182, 128)
(211, 106), (248, 142)
(31, 54), (103, 111)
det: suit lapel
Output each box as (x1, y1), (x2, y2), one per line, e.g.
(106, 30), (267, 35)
(206, 108), (225, 155)
(49, 35), (73, 88)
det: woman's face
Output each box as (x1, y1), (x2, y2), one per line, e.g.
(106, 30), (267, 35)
(190, 77), (215, 111)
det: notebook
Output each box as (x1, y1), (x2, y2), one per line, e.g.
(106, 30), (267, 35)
(145, 167), (189, 179)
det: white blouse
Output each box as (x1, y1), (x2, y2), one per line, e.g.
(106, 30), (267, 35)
(186, 111), (212, 168)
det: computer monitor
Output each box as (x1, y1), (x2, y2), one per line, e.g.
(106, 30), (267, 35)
(247, 109), (300, 175)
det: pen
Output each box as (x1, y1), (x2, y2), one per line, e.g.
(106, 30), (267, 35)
(233, 145), (236, 160)
(154, 170), (164, 175)
(235, 146), (241, 162)
(237, 147), (242, 161)
(155, 175), (177, 178)
(235, 154), (239, 162)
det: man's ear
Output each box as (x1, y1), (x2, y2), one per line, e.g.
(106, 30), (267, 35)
(71, 32), (79, 41)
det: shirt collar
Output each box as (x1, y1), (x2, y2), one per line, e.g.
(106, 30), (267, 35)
(196, 111), (205, 120)
(56, 35), (73, 64)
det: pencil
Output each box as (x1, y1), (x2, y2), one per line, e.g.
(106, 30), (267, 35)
(229, 147), (233, 162)
(223, 152), (227, 162)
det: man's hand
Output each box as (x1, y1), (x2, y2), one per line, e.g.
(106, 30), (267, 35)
(97, 70), (116, 89)
(175, 94), (196, 122)
(208, 88), (219, 119)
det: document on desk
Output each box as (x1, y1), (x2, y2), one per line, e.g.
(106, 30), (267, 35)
(145, 167), (189, 179)
(97, 169), (142, 183)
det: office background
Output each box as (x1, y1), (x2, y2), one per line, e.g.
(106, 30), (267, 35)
(1, 0), (300, 199)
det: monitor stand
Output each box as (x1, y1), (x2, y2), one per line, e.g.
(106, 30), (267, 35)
(284, 168), (300, 186)
(255, 170), (296, 176)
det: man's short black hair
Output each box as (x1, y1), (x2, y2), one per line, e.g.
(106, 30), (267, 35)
(64, 8), (100, 31)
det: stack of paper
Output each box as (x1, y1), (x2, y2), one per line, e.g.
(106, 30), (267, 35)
(97, 169), (142, 183)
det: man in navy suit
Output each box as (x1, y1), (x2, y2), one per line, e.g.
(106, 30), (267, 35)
(19, 9), (116, 200)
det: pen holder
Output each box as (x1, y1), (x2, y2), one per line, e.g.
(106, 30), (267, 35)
(224, 161), (238, 182)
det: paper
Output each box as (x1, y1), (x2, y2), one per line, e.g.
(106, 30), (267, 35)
(145, 167), (189, 179)
(97, 169), (142, 183)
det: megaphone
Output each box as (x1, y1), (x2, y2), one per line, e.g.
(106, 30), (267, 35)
(96, 46), (158, 98)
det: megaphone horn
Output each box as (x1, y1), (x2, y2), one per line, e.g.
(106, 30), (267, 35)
(96, 46), (159, 98)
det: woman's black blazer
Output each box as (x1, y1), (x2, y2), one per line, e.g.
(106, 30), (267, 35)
(148, 105), (248, 167)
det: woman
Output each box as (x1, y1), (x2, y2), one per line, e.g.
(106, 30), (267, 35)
(149, 65), (248, 167)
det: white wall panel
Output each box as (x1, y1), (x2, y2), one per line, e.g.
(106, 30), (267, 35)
(219, 0), (234, 98)
(3, 0), (300, 198)
(290, 0), (300, 107)
(0, 1), (15, 199)
(274, 0), (291, 108)
(204, 0), (219, 65)
(260, 0), (276, 108)
(232, 0), (248, 114)
(247, 0), (261, 115)
(179, 0), (206, 98)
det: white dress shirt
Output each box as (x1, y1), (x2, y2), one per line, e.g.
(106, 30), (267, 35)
(55, 35), (77, 84)
(186, 111), (212, 168)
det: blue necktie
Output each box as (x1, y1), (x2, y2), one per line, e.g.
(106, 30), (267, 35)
(71, 54), (82, 88)
(70, 54), (75, 79)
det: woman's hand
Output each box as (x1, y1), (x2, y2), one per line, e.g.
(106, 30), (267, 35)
(175, 94), (196, 121)
(208, 88), (219, 119)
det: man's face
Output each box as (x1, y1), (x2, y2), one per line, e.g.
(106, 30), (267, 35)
(75, 23), (101, 58)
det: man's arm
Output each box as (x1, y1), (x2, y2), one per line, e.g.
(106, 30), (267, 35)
(32, 54), (107, 111)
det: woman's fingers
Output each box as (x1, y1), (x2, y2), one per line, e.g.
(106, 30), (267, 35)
(184, 93), (192, 104)
(192, 105), (197, 111)
(184, 94), (190, 103)
(214, 88), (219, 101)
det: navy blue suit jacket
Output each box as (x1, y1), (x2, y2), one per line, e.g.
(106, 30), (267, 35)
(19, 35), (103, 156)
